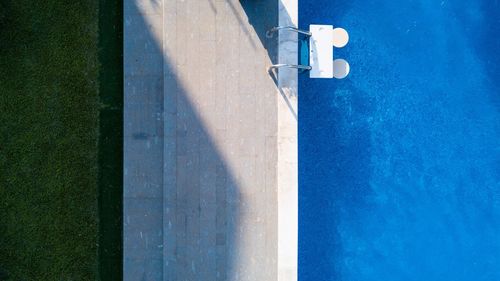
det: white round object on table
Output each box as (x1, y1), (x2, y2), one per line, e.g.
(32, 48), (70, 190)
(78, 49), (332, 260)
(332, 28), (349, 48)
(332, 59), (350, 79)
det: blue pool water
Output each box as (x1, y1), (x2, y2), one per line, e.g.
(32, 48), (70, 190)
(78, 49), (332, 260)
(298, 1), (500, 280)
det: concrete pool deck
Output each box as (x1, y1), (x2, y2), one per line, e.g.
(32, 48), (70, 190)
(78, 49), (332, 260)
(124, 0), (298, 279)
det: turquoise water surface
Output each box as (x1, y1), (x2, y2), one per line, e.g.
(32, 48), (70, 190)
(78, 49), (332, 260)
(299, 1), (500, 280)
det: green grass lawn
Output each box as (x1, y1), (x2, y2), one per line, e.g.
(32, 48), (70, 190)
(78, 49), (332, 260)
(0, 1), (99, 280)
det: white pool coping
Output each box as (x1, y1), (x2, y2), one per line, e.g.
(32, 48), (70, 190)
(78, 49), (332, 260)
(277, 0), (298, 280)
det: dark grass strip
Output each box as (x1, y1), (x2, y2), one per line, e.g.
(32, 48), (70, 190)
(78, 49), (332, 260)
(0, 0), (99, 280)
(97, 0), (123, 279)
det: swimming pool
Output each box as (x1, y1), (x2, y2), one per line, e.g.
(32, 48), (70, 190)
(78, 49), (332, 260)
(298, 1), (500, 280)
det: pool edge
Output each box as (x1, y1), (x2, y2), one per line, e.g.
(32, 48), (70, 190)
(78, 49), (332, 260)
(277, 0), (298, 280)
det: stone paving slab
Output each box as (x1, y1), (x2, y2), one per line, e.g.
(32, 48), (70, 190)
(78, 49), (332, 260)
(124, 0), (297, 280)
